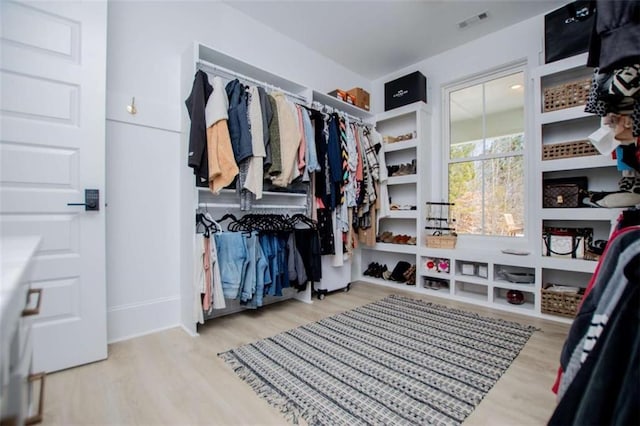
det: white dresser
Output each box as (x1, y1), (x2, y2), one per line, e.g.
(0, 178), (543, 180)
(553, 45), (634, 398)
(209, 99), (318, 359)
(1, 237), (44, 426)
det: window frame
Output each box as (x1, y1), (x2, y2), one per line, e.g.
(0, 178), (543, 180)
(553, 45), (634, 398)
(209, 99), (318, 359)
(442, 61), (528, 238)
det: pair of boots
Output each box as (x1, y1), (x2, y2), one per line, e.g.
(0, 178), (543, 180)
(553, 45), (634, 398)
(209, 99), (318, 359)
(363, 262), (387, 279)
(403, 264), (416, 286)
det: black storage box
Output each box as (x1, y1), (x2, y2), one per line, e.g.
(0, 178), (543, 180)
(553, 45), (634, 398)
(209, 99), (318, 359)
(544, 1), (595, 64)
(384, 71), (427, 111)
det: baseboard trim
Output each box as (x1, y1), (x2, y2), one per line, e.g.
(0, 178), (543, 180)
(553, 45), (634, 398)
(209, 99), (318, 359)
(107, 295), (180, 343)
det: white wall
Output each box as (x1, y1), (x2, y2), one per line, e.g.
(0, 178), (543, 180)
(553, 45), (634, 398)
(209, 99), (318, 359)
(372, 15), (546, 250)
(105, 1), (370, 342)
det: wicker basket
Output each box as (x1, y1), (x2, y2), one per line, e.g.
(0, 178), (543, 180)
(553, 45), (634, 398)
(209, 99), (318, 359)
(425, 235), (457, 249)
(541, 285), (583, 318)
(543, 77), (592, 112)
(542, 139), (599, 161)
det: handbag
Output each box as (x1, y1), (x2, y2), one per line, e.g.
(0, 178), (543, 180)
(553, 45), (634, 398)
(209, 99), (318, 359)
(542, 227), (592, 259)
(544, 1), (595, 64)
(543, 177), (588, 208)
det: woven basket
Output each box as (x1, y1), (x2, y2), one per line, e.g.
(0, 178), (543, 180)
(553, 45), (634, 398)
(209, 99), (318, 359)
(542, 139), (598, 161)
(543, 77), (592, 112)
(425, 235), (457, 249)
(541, 286), (583, 318)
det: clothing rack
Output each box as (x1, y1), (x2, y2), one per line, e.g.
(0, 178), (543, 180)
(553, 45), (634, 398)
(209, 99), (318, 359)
(197, 59), (309, 104)
(198, 202), (306, 210)
(310, 100), (367, 125)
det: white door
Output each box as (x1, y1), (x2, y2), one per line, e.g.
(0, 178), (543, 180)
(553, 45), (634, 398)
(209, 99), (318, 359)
(0, 0), (108, 372)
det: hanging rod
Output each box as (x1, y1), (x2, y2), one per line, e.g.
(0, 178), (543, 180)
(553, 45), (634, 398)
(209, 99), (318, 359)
(310, 100), (366, 125)
(196, 59), (309, 104)
(198, 202), (306, 210)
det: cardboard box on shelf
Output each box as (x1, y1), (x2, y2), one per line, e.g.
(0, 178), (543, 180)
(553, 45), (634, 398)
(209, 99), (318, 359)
(347, 87), (370, 111)
(328, 89), (348, 102)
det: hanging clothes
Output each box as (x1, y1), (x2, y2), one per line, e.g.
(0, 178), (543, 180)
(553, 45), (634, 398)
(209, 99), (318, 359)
(584, 1), (640, 137)
(214, 231), (248, 300)
(225, 79), (253, 163)
(257, 87), (273, 171)
(270, 93), (302, 188)
(185, 70), (213, 186)
(205, 76), (238, 193)
(243, 86), (266, 199)
(266, 94), (283, 176)
(549, 225), (640, 426)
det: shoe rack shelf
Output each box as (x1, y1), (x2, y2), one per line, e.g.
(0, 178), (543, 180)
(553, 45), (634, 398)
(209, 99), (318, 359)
(531, 53), (618, 321)
(356, 102), (430, 292)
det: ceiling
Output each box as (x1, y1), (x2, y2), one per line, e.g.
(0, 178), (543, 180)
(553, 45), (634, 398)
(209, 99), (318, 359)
(225, 0), (566, 80)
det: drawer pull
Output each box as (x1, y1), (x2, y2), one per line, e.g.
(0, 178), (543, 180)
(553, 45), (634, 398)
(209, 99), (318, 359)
(24, 372), (46, 425)
(22, 288), (42, 317)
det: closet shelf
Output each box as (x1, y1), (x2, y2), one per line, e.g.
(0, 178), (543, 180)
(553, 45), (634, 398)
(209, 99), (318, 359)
(541, 207), (622, 221)
(539, 155), (616, 172)
(384, 139), (418, 152)
(197, 43), (308, 98)
(531, 53), (589, 78)
(540, 257), (597, 274)
(312, 90), (373, 120)
(198, 188), (308, 197)
(492, 280), (537, 292)
(362, 243), (416, 254)
(387, 175), (417, 185)
(385, 210), (417, 219)
(453, 274), (489, 286)
(491, 297), (536, 312)
(540, 106), (593, 125)
(375, 101), (431, 122)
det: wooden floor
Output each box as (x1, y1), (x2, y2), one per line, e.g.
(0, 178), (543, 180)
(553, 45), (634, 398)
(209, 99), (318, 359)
(42, 282), (569, 425)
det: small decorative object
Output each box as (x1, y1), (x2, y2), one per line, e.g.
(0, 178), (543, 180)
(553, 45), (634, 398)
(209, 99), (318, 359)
(437, 259), (450, 273)
(425, 258), (436, 271)
(477, 265), (488, 278)
(461, 263), (475, 275)
(506, 290), (525, 305)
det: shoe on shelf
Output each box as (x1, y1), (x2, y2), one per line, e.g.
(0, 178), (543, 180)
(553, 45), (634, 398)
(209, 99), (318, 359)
(363, 262), (376, 276)
(382, 233), (396, 243)
(377, 231), (392, 242)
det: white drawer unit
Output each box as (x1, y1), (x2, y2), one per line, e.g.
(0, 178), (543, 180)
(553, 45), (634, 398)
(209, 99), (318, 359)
(1, 237), (45, 426)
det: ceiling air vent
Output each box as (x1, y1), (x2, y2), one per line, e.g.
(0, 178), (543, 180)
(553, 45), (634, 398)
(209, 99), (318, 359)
(458, 11), (489, 29)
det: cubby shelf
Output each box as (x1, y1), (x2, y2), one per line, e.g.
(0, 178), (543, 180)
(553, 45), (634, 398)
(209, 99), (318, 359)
(356, 54), (609, 324)
(384, 139), (418, 152)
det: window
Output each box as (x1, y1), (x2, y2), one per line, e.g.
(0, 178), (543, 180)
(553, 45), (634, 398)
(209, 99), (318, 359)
(445, 67), (525, 237)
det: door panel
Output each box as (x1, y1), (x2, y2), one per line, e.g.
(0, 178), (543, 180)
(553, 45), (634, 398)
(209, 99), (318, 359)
(0, 0), (107, 372)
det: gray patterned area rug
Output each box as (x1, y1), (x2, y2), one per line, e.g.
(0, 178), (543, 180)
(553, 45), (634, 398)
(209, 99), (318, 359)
(218, 294), (537, 425)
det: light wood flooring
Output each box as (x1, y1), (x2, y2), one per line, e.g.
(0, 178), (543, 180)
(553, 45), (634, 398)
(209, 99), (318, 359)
(42, 282), (570, 425)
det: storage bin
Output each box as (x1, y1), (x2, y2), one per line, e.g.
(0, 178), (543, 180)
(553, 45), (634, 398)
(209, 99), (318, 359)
(543, 77), (591, 112)
(541, 285), (583, 318)
(384, 71), (427, 111)
(544, 1), (594, 64)
(542, 139), (598, 160)
(425, 235), (456, 249)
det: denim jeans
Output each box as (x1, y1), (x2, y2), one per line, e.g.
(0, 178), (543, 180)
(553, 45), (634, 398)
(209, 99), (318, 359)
(244, 233), (269, 309)
(259, 234), (276, 297)
(214, 232), (248, 299)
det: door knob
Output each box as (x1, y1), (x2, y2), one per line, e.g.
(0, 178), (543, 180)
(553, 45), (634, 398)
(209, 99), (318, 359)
(67, 189), (99, 211)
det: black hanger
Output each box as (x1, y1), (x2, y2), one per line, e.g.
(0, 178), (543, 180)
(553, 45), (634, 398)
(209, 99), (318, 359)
(290, 213), (316, 229)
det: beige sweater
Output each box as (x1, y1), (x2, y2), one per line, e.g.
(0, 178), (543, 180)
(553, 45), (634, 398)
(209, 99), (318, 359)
(270, 93), (301, 187)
